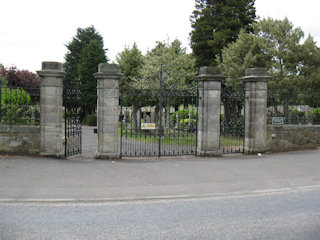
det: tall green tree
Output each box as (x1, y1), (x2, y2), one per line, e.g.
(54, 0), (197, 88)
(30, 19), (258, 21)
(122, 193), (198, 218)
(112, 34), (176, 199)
(116, 43), (144, 89)
(78, 39), (107, 116)
(190, 0), (256, 67)
(219, 18), (320, 121)
(64, 26), (108, 117)
(133, 39), (198, 128)
(134, 39), (197, 90)
(219, 17), (320, 92)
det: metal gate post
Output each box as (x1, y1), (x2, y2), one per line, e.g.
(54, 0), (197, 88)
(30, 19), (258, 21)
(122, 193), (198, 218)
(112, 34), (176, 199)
(196, 67), (225, 156)
(242, 68), (271, 154)
(94, 63), (123, 159)
(37, 62), (65, 158)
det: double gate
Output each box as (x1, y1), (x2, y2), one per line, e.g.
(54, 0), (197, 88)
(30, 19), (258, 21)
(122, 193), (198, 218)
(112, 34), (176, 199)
(63, 81), (82, 158)
(120, 87), (198, 157)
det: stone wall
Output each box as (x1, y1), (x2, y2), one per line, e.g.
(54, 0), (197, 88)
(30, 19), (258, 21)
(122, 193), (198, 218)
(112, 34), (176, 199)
(267, 125), (320, 152)
(0, 125), (40, 155)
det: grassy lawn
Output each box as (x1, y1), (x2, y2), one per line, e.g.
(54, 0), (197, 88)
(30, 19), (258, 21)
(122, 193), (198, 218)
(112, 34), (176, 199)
(120, 127), (243, 147)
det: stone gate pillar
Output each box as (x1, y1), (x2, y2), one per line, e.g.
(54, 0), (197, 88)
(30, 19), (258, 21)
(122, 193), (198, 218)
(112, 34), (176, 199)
(242, 68), (271, 154)
(196, 66), (225, 156)
(94, 63), (122, 159)
(37, 62), (65, 157)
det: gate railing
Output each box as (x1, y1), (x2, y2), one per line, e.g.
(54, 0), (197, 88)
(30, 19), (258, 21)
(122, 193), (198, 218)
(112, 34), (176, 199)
(63, 81), (82, 158)
(220, 90), (245, 153)
(120, 87), (198, 157)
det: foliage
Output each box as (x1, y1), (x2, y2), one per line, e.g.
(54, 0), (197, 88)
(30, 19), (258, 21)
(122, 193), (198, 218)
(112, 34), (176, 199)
(219, 17), (320, 92)
(77, 39), (107, 115)
(116, 43), (144, 89)
(308, 108), (320, 124)
(0, 66), (39, 89)
(86, 114), (97, 126)
(133, 39), (197, 90)
(64, 26), (107, 85)
(190, 0), (256, 67)
(0, 88), (39, 125)
(170, 109), (197, 131)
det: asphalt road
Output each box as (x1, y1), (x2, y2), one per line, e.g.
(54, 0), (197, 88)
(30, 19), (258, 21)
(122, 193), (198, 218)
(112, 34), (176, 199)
(1, 187), (319, 240)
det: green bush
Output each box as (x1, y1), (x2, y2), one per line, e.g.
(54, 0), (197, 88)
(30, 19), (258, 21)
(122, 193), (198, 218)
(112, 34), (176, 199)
(87, 114), (97, 126)
(170, 109), (197, 131)
(308, 108), (320, 124)
(0, 88), (39, 125)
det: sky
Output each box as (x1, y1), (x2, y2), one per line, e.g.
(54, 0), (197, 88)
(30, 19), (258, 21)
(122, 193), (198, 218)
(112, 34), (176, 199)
(1, 0), (320, 73)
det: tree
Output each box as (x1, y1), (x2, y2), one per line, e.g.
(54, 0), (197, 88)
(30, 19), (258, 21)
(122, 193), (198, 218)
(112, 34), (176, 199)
(190, 0), (256, 67)
(219, 17), (320, 91)
(219, 17), (320, 121)
(78, 39), (107, 116)
(0, 66), (40, 89)
(116, 42), (144, 89)
(64, 26), (108, 118)
(134, 39), (197, 90)
(132, 39), (198, 128)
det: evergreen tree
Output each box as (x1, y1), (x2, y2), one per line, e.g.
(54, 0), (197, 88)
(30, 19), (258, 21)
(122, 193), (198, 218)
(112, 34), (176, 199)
(190, 0), (256, 67)
(64, 26), (107, 118)
(116, 43), (144, 89)
(219, 17), (320, 92)
(78, 39), (107, 116)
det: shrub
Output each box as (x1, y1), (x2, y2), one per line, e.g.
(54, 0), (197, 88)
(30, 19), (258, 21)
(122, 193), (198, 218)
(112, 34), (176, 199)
(87, 114), (97, 126)
(0, 88), (39, 125)
(308, 108), (320, 124)
(171, 109), (197, 131)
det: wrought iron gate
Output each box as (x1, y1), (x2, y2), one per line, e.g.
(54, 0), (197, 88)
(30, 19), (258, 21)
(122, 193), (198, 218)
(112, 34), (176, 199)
(63, 81), (82, 158)
(120, 86), (198, 157)
(220, 89), (245, 153)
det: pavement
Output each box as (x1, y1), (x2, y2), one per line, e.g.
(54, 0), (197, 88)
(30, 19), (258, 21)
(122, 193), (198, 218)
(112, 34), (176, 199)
(0, 147), (319, 202)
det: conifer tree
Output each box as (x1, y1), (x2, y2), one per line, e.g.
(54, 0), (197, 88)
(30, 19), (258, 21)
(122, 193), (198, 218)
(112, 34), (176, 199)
(190, 0), (256, 67)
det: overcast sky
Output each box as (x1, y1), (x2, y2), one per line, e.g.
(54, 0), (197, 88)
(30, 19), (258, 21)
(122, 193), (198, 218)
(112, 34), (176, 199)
(1, 0), (320, 72)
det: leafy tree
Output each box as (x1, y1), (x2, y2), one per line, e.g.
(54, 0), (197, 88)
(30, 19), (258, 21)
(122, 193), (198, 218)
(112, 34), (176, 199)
(64, 26), (108, 118)
(132, 39), (198, 128)
(219, 17), (320, 92)
(190, 0), (256, 67)
(134, 39), (197, 90)
(116, 42), (144, 89)
(0, 66), (40, 89)
(219, 17), (320, 121)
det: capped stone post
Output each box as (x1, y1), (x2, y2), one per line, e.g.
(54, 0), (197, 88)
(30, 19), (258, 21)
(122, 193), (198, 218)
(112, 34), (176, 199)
(94, 63), (122, 159)
(242, 68), (271, 154)
(37, 62), (65, 158)
(196, 66), (225, 156)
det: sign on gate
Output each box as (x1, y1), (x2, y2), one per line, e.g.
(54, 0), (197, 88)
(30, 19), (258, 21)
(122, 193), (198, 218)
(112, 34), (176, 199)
(141, 123), (156, 130)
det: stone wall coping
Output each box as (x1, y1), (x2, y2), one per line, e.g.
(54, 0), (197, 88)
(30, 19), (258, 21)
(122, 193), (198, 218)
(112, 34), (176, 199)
(0, 125), (40, 133)
(268, 124), (320, 129)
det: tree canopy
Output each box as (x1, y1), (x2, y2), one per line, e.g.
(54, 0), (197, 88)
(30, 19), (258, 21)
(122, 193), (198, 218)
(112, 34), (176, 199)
(218, 17), (320, 92)
(116, 42), (144, 89)
(190, 0), (256, 67)
(133, 39), (197, 90)
(64, 26), (108, 116)
(0, 66), (40, 89)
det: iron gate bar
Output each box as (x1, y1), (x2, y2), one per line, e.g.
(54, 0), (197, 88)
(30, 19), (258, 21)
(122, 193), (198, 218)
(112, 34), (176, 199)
(64, 81), (82, 158)
(220, 89), (245, 154)
(120, 86), (198, 157)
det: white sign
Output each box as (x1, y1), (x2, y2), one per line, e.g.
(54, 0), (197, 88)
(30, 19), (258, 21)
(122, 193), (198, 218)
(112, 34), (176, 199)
(272, 117), (284, 125)
(141, 123), (156, 130)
